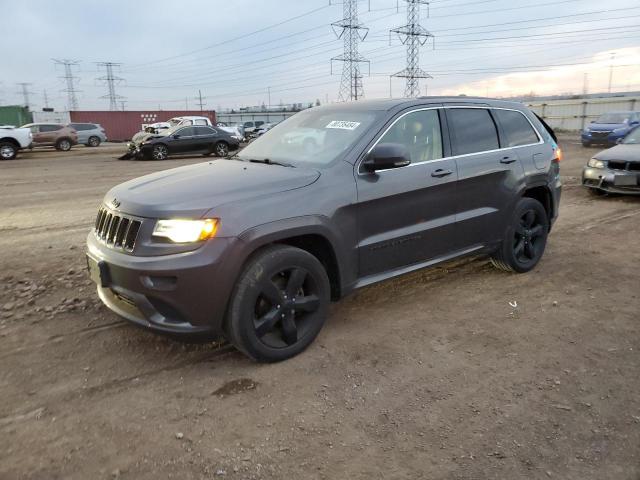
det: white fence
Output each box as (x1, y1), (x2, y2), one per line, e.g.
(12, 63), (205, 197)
(32, 111), (71, 124)
(526, 96), (640, 132)
(216, 111), (298, 125)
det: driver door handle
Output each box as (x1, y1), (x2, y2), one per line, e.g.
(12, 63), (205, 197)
(500, 156), (517, 164)
(431, 169), (453, 178)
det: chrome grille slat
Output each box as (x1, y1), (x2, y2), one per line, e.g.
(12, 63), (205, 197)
(93, 207), (142, 253)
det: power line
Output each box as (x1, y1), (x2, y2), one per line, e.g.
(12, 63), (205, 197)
(331, 0), (369, 101)
(53, 59), (81, 110)
(16, 83), (35, 108)
(391, 0), (434, 98)
(96, 62), (125, 111)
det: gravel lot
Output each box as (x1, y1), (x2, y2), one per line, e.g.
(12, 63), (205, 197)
(1, 137), (639, 479)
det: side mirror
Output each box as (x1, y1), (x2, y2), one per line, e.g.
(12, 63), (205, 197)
(362, 143), (411, 172)
(172, 134), (181, 139)
(630, 121), (639, 126)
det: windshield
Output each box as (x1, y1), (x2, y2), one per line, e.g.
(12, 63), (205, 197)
(595, 112), (630, 124)
(236, 108), (381, 167)
(622, 126), (640, 144)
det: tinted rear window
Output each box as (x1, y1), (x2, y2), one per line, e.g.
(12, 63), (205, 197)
(39, 124), (62, 132)
(194, 126), (214, 135)
(447, 108), (499, 156)
(493, 109), (539, 147)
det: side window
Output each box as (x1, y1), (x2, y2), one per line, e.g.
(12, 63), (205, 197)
(194, 119), (207, 125)
(176, 127), (196, 136)
(493, 109), (539, 147)
(447, 108), (499, 156)
(194, 126), (214, 135)
(40, 124), (62, 132)
(29, 125), (38, 133)
(377, 109), (443, 163)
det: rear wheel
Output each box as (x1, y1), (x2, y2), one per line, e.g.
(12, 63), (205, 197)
(226, 245), (330, 362)
(491, 197), (549, 273)
(87, 136), (101, 147)
(55, 138), (72, 151)
(0, 142), (17, 160)
(152, 144), (169, 160)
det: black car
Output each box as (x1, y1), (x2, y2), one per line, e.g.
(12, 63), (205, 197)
(124, 125), (239, 160)
(88, 97), (561, 362)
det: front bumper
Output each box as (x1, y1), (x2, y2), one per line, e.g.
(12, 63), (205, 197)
(582, 166), (640, 195)
(581, 131), (624, 145)
(86, 232), (245, 337)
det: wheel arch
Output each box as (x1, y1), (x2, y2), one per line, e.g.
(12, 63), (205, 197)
(237, 218), (347, 301)
(0, 137), (20, 147)
(521, 184), (553, 225)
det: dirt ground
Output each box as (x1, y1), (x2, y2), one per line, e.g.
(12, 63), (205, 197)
(1, 137), (639, 480)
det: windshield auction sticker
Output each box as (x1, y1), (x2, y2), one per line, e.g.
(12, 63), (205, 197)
(326, 121), (361, 130)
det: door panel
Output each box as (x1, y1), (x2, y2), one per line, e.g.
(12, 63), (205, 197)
(356, 108), (458, 278)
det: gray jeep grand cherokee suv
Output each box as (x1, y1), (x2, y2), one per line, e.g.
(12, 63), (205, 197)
(87, 98), (561, 362)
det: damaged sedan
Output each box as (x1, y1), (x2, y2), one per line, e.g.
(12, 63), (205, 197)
(582, 125), (640, 195)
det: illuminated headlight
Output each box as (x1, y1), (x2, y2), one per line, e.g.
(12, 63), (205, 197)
(152, 219), (219, 243)
(587, 158), (606, 169)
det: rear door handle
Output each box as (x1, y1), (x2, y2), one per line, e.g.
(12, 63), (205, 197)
(500, 156), (517, 164)
(431, 169), (453, 178)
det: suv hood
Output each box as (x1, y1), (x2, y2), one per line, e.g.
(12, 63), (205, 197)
(105, 160), (320, 218)
(594, 144), (640, 162)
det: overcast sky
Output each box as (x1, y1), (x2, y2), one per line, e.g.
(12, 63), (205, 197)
(2, 0), (640, 112)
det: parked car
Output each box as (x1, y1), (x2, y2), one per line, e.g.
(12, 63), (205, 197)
(68, 122), (107, 147)
(87, 98), (561, 362)
(581, 111), (640, 147)
(22, 123), (78, 151)
(252, 122), (279, 138)
(582, 125), (640, 195)
(242, 120), (265, 134)
(0, 125), (33, 160)
(167, 116), (212, 128)
(122, 125), (240, 160)
(217, 124), (245, 142)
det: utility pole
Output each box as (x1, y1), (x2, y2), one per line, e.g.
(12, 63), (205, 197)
(96, 62), (125, 111)
(53, 59), (80, 110)
(391, 0), (434, 98)
(43, 89), (49, 109)
(16, 83), (34, 109)
(331, 0), (369, 101)
(120, 101), (126, 111)
(583, 72), (589, 96)
(608, 52), (616, 94)
(196, 90), (205, 112)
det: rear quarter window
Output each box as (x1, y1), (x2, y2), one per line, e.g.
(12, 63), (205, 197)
(447, 108), (499, 156)
(493, 109), (539, 147)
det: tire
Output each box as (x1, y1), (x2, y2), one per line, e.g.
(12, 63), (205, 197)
(587, 187), (607, 196)
(151, 144), (169, 160)
(87, 136), (101, 147)
(214, 141), (229, 157)
(225, 245), (330, 362)
(0, 142), (17, 160)
(491, 197), (549, 273)
(581, 141), (591, 147)
(55, 138), (72, 151)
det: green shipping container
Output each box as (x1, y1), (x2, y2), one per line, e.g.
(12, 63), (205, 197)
(0, 106), (33, 127)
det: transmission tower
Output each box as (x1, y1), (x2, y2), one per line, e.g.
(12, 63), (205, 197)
(16, 83), (35, 108)
(53, 59), (81, 110)
(331, 0), (369, 102)
(96, 62), (125, 111)
(390, 0), (434, 98)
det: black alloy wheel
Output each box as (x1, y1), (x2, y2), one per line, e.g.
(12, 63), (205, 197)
(491, 197), (549, 273)
(215, 141), (229, 157)
(226, 245), (330, 362)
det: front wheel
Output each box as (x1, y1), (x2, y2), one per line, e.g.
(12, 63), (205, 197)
(581, 141), (591, 148)
(151, 144), (169, 160)
(491, 197), (549, 273)
(214, 141), (229, 157)
(56, 139), (72, 151)
(87, 136), (101, 147)
(0, 142), (17, 160)
(225, 245), (330, 362)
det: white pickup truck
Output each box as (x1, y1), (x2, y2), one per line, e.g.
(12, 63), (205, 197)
(0, 125), (32, 160)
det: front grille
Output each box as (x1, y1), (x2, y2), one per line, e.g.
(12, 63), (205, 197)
(607, 161), (627, 170)
(94, 207), (141, 252)
(606, 161), (640, 172)
(591, 131), (611, 139)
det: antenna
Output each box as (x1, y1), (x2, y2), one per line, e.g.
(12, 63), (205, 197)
(390, 0), (434, 98)
(331, 0), (369, 102)
(53, 59), (81, 110)
(96, 62), (125, 111)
